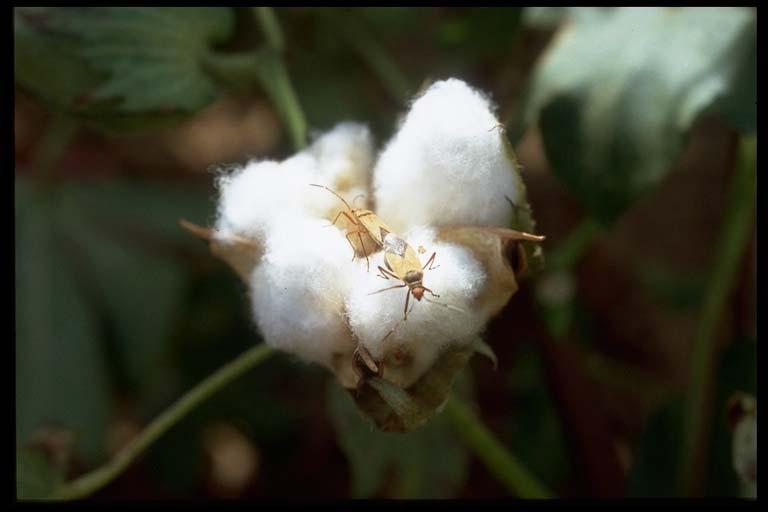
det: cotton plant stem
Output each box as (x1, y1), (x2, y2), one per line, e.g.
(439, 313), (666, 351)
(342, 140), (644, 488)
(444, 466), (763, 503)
(320, 10), (411, 102)
(444, 397), (554, 498)
(252, 7), (306, 150)
(54, 344), (274, 500)
(678, 134), (756, 495)
(546, 217), (603, 272)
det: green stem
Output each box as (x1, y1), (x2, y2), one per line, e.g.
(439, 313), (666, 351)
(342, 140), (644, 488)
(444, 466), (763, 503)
(253, 7), (306, 150)
(253, 7), (284, 52)
(54, 344), (274, 500)
(546, 217), (603, 272)
(678, 134), (756, 495)
(321, 10), (411, 102)
(444, 396), (554, 498)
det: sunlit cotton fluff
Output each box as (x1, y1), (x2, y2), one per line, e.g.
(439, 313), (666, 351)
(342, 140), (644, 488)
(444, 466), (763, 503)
(249, 216), (363, 370)
(374, 79), (521, 233)
(345, 226), (487, 388)
(214, 123), (375, 244)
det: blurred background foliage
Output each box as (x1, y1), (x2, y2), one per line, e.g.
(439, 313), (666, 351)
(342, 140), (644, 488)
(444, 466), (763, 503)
(15, 7), (755, 499)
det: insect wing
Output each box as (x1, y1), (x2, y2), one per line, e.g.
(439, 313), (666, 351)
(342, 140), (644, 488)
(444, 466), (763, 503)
(355, 210), (394, 247)
(383, 232), (423, 280)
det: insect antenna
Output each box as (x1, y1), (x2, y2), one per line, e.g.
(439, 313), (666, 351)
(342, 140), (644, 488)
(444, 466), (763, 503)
(309, 183), (354, 211)
(423, 297), (465, 314)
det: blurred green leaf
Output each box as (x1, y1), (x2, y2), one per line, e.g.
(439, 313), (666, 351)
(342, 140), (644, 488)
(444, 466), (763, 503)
(16, 448), (64, 500)
(627, 396), (684, 497)
(60, 180), (208, 394)
(15, 176), (208, 464)
(522, 7), (614, 30)
(327, 381), (467, 498)
(706, 338), (756, 496)
(15, 182), (111, 464)
(506, 347), (572, 488)
(637, 264), (706, 313)
(519, 7), (755, 224)
(14, 7), (234, 129)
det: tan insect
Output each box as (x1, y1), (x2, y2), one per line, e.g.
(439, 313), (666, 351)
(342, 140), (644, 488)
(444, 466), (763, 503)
(370, 230), (442, 321)
(310, 184), (392, 271)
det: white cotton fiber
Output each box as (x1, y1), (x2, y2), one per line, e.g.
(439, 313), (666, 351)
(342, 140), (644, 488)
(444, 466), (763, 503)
(373, 79), (521, 233)
(215, 122), (375, 244)
(214, 158), (314, 243)
(249, 216), (362, 369)
(345, 226), (487, 387)
(309, 122), (374, 193)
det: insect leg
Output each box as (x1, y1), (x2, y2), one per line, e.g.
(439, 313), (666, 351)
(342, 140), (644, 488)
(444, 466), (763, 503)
(368, 283), (407, 296)
(422, 286), (440, 298)
(357, 230), (370, 271)
(330, 209), (359, 228)
(344, 231), (362, 260)
(422, 251), (440, 270)
(403, 288), (411, 320)
(377, 265), (399, 280)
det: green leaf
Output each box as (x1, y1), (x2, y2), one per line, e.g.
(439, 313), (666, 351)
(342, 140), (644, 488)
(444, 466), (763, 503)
(14, 7), (234, 127)
(16, 448), (64, 500)
(506, 347), (572, 488)
(627, 396), (684, 497)
(58, 179), (208, 394)
(15, 177), (208, 464)
(15, 182), (111, 464)
(522, 7), (615, 30)
(327, 381), (468, 498)
(705, 338), (756, 496)
(519, 7), (756, 224)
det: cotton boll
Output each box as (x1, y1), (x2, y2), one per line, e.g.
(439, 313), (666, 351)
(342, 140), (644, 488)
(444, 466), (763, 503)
(310, 122), (374, 193)
(374, 78), (521, 232)
(215, 122), (375, 244)
(302, 123), (375, 223)
(345, 226), (487, 388)
(249, 216), (361, 370)
(214, 158), (315, 243)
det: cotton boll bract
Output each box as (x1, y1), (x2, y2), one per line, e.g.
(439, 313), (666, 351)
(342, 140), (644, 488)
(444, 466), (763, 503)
(249, 217), (363, 373)
(374, 78), (521, 233)
(345, 226), (487, 388)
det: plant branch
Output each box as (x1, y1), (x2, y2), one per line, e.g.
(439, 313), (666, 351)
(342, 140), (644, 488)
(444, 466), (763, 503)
(678, 134), (756, 494)
(444, 396), (554, 498)
(253, 7), (284, 52)
(54, 344), (274, 500)
(252, 7), (306, 150)
(546, 217), (603, 272)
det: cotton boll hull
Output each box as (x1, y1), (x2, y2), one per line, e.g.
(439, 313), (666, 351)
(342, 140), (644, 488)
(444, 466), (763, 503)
(249, 218), (362, 383)
(374, 79), (524, 232)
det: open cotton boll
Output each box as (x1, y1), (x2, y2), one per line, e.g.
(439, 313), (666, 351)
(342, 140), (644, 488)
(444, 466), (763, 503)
(309, 122), (374, 192)
(374, 78), (521, 233)
(214, 158), (316, 243)
(249, 216), (362, 370)
(301, 122), (375, 222)
(345, 226), (487, 388)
